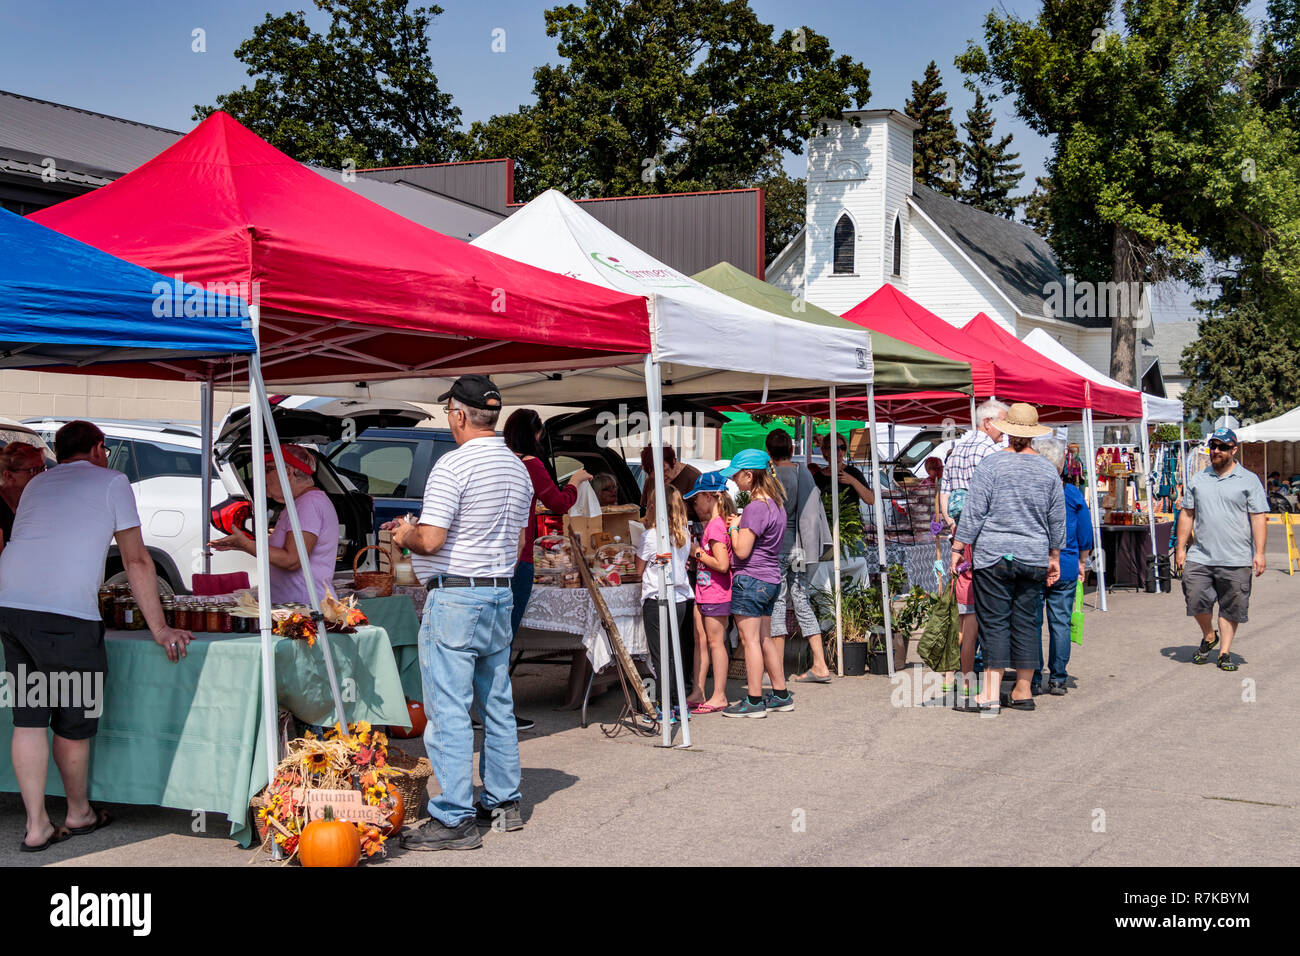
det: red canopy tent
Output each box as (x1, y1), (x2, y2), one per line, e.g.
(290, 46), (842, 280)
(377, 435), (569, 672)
(30, 111), (650, 384)
(737, 284), (1092, 425)
(961, 312), (1141, 419)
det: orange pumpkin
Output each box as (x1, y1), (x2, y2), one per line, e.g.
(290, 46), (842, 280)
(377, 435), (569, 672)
(384, 787), (405, 836)
(298, 805), (361, 867)
(388, 699), (427, 739)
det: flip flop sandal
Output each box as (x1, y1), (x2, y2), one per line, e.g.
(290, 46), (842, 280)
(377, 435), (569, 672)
(692, 703), (726, 714)
(66, 806), (112, 837)
(1216, 655), (1238, 672)
(794, 672), (833, 684)
(19, 826), (70, 853)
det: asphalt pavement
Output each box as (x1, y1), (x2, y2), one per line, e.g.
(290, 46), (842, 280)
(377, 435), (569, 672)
(3, 535), (1296, 867)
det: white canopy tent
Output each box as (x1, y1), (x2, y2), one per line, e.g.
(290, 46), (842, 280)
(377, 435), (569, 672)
(1022, 328), (1186, 588)
(1237, 405), (1300, 442)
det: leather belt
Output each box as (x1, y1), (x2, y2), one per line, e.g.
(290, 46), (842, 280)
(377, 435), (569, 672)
(425, 575), (512, 590)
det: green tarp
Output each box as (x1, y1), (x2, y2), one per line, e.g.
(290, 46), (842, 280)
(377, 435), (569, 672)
(721, 412), (861, 460)
(692, 262), (973, 396)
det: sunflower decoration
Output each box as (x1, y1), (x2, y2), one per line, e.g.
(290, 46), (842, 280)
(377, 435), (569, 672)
(257, 720), (403, 862)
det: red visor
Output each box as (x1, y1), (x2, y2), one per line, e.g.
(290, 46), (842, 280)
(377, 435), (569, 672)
(265, 448), (312, 476)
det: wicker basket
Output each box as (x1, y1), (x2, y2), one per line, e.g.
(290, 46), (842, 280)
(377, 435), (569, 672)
(386, 747), (433, 824)
(352, 545), (394, 597)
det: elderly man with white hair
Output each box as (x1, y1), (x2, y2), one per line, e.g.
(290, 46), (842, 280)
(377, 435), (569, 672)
(1031, 437), (1094, 695)
(922, 398), (1008, 708)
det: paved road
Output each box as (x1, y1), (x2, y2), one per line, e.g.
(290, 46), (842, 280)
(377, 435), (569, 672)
(4, 540), (1296, 867)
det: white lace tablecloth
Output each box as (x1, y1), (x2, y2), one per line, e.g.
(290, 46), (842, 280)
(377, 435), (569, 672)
(521, 583), (646, 673)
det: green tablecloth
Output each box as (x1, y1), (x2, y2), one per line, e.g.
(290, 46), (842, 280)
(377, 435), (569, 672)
(0, 625), (408, 847)
(359, 596), (422, 701)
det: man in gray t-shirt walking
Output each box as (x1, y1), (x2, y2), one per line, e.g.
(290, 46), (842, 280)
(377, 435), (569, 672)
(1175, 428), (1268, 671)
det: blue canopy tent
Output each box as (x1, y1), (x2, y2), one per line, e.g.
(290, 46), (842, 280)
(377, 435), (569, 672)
(0, 207), (306, 849)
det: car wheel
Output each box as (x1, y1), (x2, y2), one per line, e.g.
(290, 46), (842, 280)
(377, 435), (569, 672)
(102, 569), (176, 598)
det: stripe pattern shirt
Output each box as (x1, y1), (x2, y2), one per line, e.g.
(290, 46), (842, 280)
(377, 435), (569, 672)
(411, 436), (533, 580)
(940, 429), (999, 496)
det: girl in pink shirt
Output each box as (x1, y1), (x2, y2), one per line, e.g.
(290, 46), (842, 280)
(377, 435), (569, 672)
(684, 475), (736, 713)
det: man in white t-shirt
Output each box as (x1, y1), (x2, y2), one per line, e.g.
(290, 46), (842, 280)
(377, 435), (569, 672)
(0, 421), (191, 851)
(389, 376), (532, 851)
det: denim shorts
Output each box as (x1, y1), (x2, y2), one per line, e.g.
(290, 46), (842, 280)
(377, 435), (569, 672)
(730, 574), (780, 618)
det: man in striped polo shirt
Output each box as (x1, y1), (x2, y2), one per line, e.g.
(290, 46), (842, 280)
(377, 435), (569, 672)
(391, 375), (533, 851)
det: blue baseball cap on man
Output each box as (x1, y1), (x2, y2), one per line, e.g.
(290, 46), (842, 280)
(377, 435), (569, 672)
(684, 471), (729, 498)
(1210, 427), (1238, 445)
(719, 448), (771, 478)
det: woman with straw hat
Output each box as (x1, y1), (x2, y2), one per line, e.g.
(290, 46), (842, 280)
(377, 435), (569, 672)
(949, 403), (1066, 716)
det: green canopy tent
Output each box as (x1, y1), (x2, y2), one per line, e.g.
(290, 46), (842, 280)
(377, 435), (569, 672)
(692, 262), (973, 397)
(720, 411), (861, 460)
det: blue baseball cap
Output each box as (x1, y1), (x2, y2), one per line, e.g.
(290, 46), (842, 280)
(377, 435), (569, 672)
(719, 448), (771, 478)
(684, 471), (729, 498)
(1210, 427), (1238, 445)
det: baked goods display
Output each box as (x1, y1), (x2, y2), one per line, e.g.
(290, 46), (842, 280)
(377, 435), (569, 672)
(533, 535), (574, 570)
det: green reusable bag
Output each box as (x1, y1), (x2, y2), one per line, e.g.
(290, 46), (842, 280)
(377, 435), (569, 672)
(917, 580), (960, 673)
(1069, 579), (1085, 645)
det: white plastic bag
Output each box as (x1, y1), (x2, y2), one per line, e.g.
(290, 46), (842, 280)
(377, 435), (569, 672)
(568, 480), (602, 518)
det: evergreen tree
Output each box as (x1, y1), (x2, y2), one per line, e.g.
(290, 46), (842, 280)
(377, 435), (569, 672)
(1023, 174), (1053, 238)
(905, 61), (961, 197)
(960, 90), (1023, 217)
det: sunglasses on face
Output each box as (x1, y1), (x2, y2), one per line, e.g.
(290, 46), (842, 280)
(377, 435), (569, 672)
(1208, 441), (1235, 451)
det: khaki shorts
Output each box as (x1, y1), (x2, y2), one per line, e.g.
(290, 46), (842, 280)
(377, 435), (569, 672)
(1182, 562), (1252, 623)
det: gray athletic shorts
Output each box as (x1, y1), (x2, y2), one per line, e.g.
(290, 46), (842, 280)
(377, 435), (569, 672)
(1182, 562), (1252, 623)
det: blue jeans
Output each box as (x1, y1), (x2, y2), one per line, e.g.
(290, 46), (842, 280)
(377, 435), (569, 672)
(417, 584), (521, 826)
(510, 561), (534, 636)
(1033, 578), (1075, 688)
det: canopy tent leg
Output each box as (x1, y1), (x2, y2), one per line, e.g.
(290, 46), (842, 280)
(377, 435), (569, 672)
(866, 385), (894, 676)
(247, 313), (281, 859)
(970, 395), (977, 430)
(804, 414), (814, 465)
(200, 379), (214, 576)
(250, 360), (348, 728)
(1139, 409), (1158, 571)
(829, 388), (843, 676)
(644, 356), (690, 748)
(1083, 409), (1108, 611)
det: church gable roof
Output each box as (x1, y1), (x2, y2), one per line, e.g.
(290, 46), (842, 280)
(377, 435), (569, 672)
(909, 184), (1104, 329)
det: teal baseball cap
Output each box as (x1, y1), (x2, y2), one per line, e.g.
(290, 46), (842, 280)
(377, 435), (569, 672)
(684, 471), (729, 498)
(719, 448), (770, 478)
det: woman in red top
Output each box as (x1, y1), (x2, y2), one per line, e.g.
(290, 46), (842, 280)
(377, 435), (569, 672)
(503, 410), (591, 638)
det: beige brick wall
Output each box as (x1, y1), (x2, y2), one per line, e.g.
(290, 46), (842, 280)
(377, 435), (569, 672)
(0, 370), (246, 424)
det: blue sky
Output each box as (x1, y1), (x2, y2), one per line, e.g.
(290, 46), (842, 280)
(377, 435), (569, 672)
(0, 0), (1056, 181)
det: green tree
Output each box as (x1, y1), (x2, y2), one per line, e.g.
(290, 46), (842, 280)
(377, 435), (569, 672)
(461, 0), (870, 202)
(905, 60), (961, 196)
(957, 0), (1262, 388)
(195, 0), (462, 168)
(960, 89), (1023, 217)
(1023, 175), (1053, 237)
(1254, 0), (1300, 119)
(1180, 303), (1300, 422)
(753, 160), (807, 264)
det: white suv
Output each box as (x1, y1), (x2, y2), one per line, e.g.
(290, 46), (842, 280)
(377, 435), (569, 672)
(22, 418), (253, 592)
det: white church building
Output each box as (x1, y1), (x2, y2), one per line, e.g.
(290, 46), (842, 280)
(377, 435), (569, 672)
(766, 110), (1117, 376)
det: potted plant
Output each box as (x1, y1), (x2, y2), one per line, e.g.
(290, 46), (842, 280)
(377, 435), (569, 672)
(821, 491), (866, 558)
(812, 576), (884, 676)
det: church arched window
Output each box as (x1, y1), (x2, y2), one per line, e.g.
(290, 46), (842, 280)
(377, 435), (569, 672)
(833, 214), (855, 274)
(892, 214), (902, 276)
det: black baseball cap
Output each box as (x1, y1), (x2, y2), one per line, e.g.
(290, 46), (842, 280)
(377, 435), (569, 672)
(437, 374), (503, 410)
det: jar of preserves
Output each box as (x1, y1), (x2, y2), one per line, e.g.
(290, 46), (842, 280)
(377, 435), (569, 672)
(161, 598), (175, 628)
(219, 605), (233, 633)
(205, 604), (223, 634)
(97, 586), (114, 622)
(174, 600), (190, 631)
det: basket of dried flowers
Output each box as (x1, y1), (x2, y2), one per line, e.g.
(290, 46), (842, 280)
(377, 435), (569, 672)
(251, 721), (403, 862)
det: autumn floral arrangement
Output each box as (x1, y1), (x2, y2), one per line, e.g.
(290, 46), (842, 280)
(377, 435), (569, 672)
(255, 721), (403, 862)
